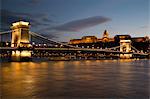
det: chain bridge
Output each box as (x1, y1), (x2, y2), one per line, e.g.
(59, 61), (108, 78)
(0, 21), (149, 61)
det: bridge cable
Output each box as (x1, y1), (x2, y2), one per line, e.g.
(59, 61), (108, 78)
(29, 31), (78, 48)
(131, 45), (140, 52)
(0, 30), (12, 35)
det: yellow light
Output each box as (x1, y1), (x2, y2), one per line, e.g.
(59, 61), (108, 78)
(15, 51), (21, 56)
(74, 61), (80, 65)
(120, 40), (131, 43)
(12, 51), (30, 57)
(20, 51), (31, 57)
(12, 21), (29, 26)
(29, 44), (32, 47)
(20, 21), (29, 25)
(12, 51), (16, 55)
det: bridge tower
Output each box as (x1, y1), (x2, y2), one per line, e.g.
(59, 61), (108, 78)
(120, 40), (132, 58)
(11, 21), (31, 61)
(11, 21), (30, 47)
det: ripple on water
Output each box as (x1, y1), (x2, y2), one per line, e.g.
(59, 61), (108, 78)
(1, 59), (150, 98)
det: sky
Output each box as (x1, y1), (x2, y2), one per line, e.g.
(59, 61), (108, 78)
(0, 0), (150, 42)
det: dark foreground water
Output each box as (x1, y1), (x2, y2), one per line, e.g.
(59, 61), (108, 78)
(1, 59), (150, 99)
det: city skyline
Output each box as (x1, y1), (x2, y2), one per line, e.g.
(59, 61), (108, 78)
(1, 0), (150, 42)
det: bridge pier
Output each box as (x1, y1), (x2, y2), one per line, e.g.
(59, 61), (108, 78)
(120, 54), (132, 59)
(11, 50), (31, 61)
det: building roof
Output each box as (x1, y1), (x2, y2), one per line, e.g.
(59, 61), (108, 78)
(131, 37), (147, 42)
(115, 35), (131, 37)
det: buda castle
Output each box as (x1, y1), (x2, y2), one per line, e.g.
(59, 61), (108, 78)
(69, 30), (149, 53)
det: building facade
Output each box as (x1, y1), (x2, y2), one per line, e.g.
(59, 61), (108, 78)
(69, 30), (115, 49)
(69, 30), (149, 53)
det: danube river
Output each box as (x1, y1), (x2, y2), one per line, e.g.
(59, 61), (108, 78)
(1, 59), (150, 98)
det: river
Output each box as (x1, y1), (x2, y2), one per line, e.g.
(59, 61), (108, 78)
(1, 59), (150, 98)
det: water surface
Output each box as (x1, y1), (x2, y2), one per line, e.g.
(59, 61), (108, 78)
(1, 59), (150, 98)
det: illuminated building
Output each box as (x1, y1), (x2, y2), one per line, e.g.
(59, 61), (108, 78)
(81, 36), (98, 43)
(131, 36), (149, 52)
(132, 36), (149, 42)
(69, 30), (149, 53)
(98, 30), (114, 42)
(69, 39), (82, 44)
(69, 30), (114, 45)
(69, 30), (115, 48)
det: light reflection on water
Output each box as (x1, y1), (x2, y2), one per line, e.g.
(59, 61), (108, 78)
(1, 59), (150, 98)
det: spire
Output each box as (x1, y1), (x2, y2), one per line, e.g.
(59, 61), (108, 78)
(103, 30), (109, 38)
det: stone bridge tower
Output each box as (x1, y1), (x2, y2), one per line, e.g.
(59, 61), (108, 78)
(11, 21), (31, 61)
(120, 40), (132, 58)
(11, 21), (30, 47)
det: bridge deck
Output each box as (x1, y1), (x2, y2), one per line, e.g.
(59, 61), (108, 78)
(0, 47), (149, 56)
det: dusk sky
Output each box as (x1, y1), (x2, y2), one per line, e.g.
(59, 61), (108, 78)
(1, 0), (150, 41)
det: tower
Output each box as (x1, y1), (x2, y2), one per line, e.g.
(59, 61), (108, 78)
(11, 21), (31, 61)
(102, 30), (109, 42)
(120, 40), (132, 58)
(103, 30), (109, 38)
(11, 21), (30, 47)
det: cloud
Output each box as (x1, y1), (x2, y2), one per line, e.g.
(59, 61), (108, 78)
(45, 16), (111, 32)
(36, 16), (111, 40)
(0, 9), (111, 40)
(0, 9), (53, 30)
(0, 9), (58, 39)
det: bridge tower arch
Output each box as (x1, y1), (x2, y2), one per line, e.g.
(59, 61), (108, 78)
(120, 40), (132, 58)
(11, 21), (30, 47)
(11, 21), (31, 61)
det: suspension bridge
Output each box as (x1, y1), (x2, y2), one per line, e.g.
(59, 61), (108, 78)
(0, 21), (149, 61)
